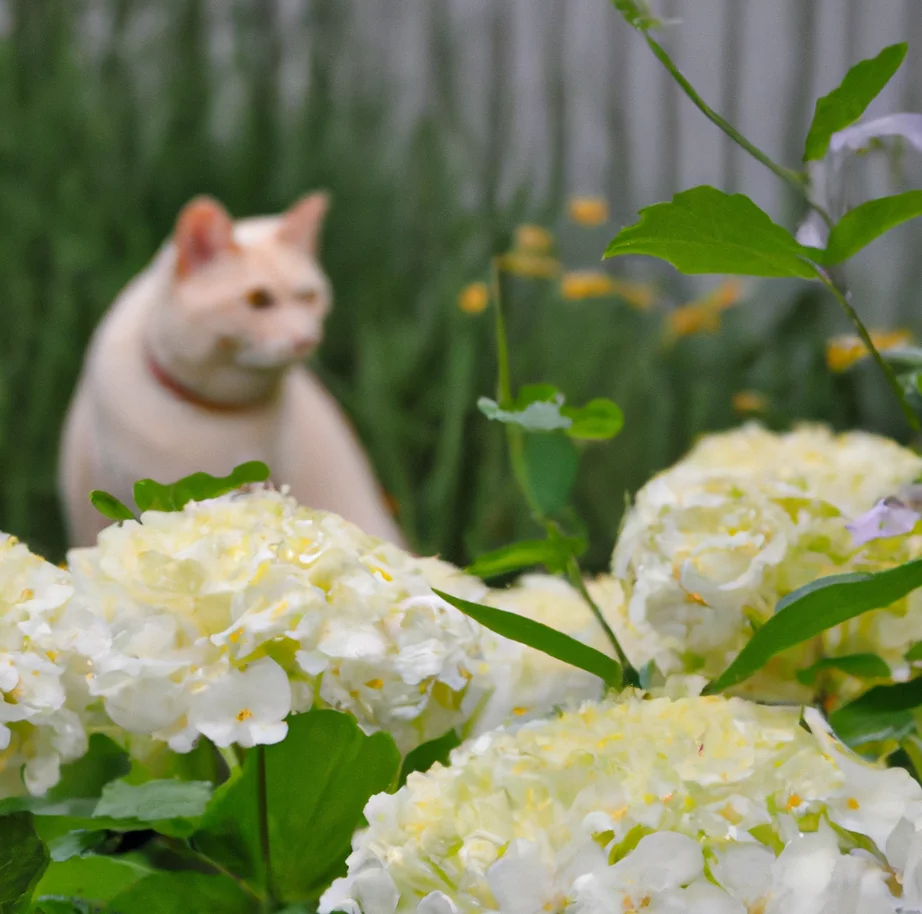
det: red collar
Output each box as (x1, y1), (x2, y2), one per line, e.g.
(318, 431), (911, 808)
(146, 352), (270, 412)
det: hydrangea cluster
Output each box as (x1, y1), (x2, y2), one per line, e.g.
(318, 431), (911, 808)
(0, 534), (95, 797)
(612, 423), (922, 701)
(321, 693), (922, 914)
(675, 421), (922, 516)
(67, 489), (486, 754)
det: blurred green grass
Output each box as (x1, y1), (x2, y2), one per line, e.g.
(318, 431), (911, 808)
(0, 0), (910, 569)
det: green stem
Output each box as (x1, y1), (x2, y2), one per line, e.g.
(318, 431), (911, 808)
(256, 744), (274, 913)
(490, 258), (511, 405)
(491, 257), (543, 517)
(642, 33), (834, 230)
(819, 273), (919, 430)
(565, 554), (638, 687)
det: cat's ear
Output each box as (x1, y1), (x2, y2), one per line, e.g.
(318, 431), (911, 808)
(277, 192), (329, 254)
(174, 196), (238, 278)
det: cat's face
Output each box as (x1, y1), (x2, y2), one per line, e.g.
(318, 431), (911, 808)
(166, 194), (331, 370)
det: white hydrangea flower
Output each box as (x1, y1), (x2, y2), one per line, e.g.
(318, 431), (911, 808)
(321, 694), (922, 913)
(612, 425), (922, 703)
(0, 534), (93, 797)
(675, 422), (922, 516)
(68, 489), (486, 754)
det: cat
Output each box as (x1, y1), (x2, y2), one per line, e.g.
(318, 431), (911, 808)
(59, 193), (406, 547)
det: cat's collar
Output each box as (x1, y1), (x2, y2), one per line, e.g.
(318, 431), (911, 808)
(146, 352), (273, 412)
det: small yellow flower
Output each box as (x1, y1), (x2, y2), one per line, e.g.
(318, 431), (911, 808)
(514, 224), (554, 253)
(561, 270), (617, 300)
(609, 279), (657, 311)
(825, 329), (912, 373)
(666, 303), (721, 340)
(457, 281), (489, 315)
(686, 279), (746, 313)
(732, 390), (768, 416)
(498, 251), (561, 279)
(568, 196), (609, 227)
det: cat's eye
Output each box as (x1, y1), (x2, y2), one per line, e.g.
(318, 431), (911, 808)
(297, 288), (319, 305)
(246, 288), (275, 309)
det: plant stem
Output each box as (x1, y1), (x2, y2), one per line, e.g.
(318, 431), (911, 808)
(642, 33), (834, 230)
(490, 257), (543, 516)
(565, 554), (638, 687)
(256, 744), (275, 913)
(819, 273), (919, 430)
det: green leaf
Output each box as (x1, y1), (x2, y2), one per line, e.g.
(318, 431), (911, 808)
(106, 872), (257, 914)
(399, 730), (461, 787)
(603, 186), (820, 279)
(610, 0), (663, 30)
(193, 757), (265, 892)
(47, 736), (130, 802)
(265, 709), (400, 902)
(561, 398), (624, 440)
(803, 43), (908, 161)
(466, 536), (585, 580)
(46, 831), (109, 863)
(822, 191), (922, 264)
(94, 779), (212, 826)
(33, 858), (149, 906)
(89, 491), (136, 523)
(703, 558), (922, 694)
(829, 677), (922, 747)
(433, 589), (622, 687)
(523, 433), (579, 516)
(31, 899), (92, 914)
(907, 642), (922, 662)
(477, 396), (571, 432)
(133, 461), (271, 513)
(795, 653), (891, 686)
(0, 813), (49, 913)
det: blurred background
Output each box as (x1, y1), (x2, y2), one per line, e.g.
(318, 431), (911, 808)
(2, 0), (921, 569)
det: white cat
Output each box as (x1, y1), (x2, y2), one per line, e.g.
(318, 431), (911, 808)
(59, 193), (406, 547)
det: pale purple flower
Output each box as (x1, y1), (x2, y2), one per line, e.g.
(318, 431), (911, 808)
(847, 497), (921, 546)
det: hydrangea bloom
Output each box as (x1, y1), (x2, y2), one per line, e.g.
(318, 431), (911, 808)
(68, 489), (485, 754)
(612, 424), (922, 702)
(674, 421), (922, 516)
(0, 534), (95, 797)
(321, 694), (922, 914)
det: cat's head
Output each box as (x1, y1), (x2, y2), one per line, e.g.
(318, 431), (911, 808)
(165, 193), (331, 370)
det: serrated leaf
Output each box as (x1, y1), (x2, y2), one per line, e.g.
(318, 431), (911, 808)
(604, 187), (819, 279)
(523, 433), (579, 516)
(433, 589), (622, 687)
(106, 872), (257, 914)
(0, 813), (49, 914)
(265, 710), (400, 902)
(822, 191), (922, 264)
(703, 558), (922, 694)
(88, 491), (135, 523)
(477, 396), (571, 432)
(399, 730), (461, 787)
(133, 461), (270, 513)
(91, 779), (211, 837)
(795, 653), (891, 687)
(561, 398), (624, 440)
(829, 677), (922, 748)
(466, 537), (584, 580)
(804, 43), (908, 161)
